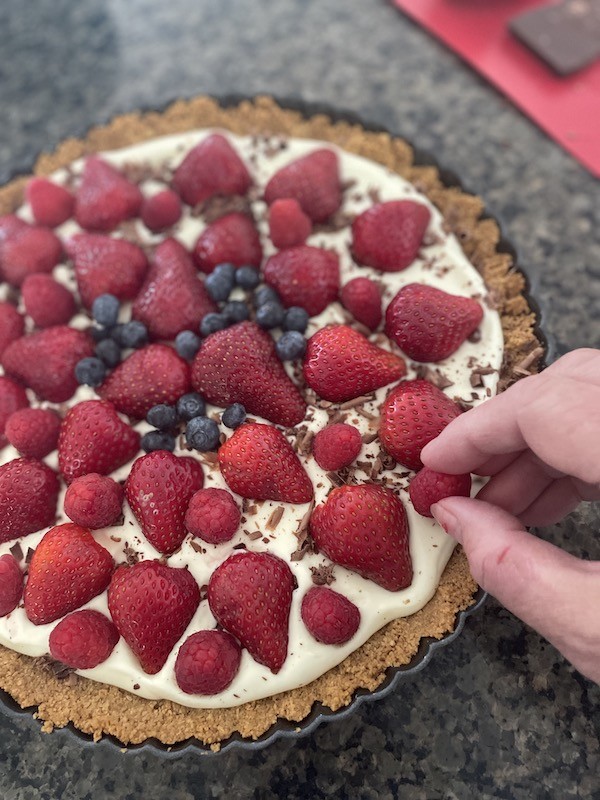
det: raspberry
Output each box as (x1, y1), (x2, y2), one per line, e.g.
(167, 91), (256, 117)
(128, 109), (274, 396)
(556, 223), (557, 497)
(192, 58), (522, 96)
(175, 629), (241, 695)
(21, 273), (76, 328)
(48, 609), (119, 669)
(0, 302), (25, 357)
(26, 177), (74, 228)
(312, 423), (362, 471)
(0, 554), (23, 617)
(340, 277), (382, 331)
(301, 586), (361, 645)
(268, 198), (312, 249)
(184, 488), (240, 544)
(141, 190), (182, 232)
(408, 467), (472, 517)
(64, 473), (124, 529)
(5, 407), (61, 459)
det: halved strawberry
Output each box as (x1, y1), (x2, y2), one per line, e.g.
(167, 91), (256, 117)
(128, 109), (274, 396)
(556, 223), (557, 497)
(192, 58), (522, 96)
(0, 554), (23, 617)
(263, 245), (339, 317)
(351, 200), (430, 272)
(172, 133), (251, 206)
(193, 212), (262, 274)
(26, 177), (74, 228)
(264, 148), (341, 223)
(0, 302), (25, 357)
(74, 156), (143, 231)
(0, 221), (62, 287)
(340, 277), (382, 331)
(0, 375), (29, 448)
(0, 458), (60, 545)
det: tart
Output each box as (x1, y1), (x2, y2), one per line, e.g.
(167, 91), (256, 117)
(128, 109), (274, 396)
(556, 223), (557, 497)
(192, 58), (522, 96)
(0, 96), (543, 750)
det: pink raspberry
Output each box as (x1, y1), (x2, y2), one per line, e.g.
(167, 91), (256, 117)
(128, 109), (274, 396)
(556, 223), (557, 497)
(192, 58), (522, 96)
(64, 473), (124, 529)
(340, 277), (382, 331)
(26, 177), (74, 228)
(22, 273), (76, 328)
(408, 467), (472, 517)
(184, 488), (240, 544)
(5, 407), (62, 459)
(0, 302), (25, 357)
(268, 198), (312, 249)
(49, 609), (119, 669)
(312, 423), (362, 471)
(175, 629), (241, 695)
(141, 189), (182, 232)
(301, 586), (361, 645)
(0, 554), (23, 617)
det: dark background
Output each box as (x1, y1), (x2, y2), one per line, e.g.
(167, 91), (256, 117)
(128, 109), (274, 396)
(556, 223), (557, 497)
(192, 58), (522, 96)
(1, 1), (599, 798)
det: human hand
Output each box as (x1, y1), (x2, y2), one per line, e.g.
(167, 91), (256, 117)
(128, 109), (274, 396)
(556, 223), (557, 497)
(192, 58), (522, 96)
(420, 348), (600, 683)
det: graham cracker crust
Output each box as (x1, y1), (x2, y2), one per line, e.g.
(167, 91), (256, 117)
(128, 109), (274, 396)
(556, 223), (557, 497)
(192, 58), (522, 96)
(0, 95), (543, 749)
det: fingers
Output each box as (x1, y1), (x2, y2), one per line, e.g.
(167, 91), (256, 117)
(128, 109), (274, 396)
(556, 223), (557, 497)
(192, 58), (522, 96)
(519, 476), (600, 528)
(476, 450), (561, 515)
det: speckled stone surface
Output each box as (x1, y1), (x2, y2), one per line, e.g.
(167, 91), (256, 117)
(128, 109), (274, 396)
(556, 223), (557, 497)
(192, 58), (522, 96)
(1, 1), (599, 798)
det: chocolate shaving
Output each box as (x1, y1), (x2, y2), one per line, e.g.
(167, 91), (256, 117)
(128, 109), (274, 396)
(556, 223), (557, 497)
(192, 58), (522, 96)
(9, 542), (23, 562)
(123, 542), (140, 565)
(189, 540), (205, 554)
(266, 506), (284, 531)
(356, 407), (377, 421)
(513, 346), (545, 376)
(326, 471), (345, 487)
(246, 530), (263, 541)
(412, 363), (454, 390)
(327, 410), (347, 426)
(310, 563), (336, 586)
(25, 547), (35, 565)
(133, 683), (140, 691)
(339, 395), (374, 410)
(33, 655), (78, 684)
(201, 451), (219, 465)
(233, 542), (247, 550)
(290, 536), (315, 562)
(362, 432), (378, 445)
(198, 194), (253, 223)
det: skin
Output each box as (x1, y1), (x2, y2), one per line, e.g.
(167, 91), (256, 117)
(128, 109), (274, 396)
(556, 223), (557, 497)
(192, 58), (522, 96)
(421, 348), (600, 684)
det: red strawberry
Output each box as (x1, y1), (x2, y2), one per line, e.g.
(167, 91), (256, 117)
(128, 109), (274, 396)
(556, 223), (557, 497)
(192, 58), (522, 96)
(0, 214), (27, 242)
(303, 325), (406, 403)
(125, 451), (204, 554)
(191, 321), (306, 427)
(0, 302), (25, 357)
(184, 488), (240, 544)
(340, 277), (382, 331)
(263, 245), (339, 317)
(49, 609), (119, 669)
(66, 233), (148, 308)
(74, 156), (143, 231)
(0, 375), (29, 448)
(24, 523), (114, 625)
(218, 422), (313, 503)
(409, 467), (472, 517)
(5, 407), (61, 459)
(0, 458), (59, 544)
(171, 133), (252, 207)
(141, 189), (182, 232)
(132, 238), (216, 339)
(312, 423), (362, 471)
(385, 283), (484, 362)
(2, 326), (94, 403)
(0, 554), (24, 617)
(26, 177), (74, 228)
(58, 400), (140, 484)
(310, 484), (412, 591)
(22, 273), (76, 328)
(352, 200), (430, 272)
(64, 473), (124, 529)
(301, 586), (361, 645)
(208, 550), (295, 673)
(175, 629), (242, 695)
(379, 380), (463, 470)
(0, 221), (62, 287)
(193, 212), (262, 274)
(108, 560), (201, 674)
(264, 148), (342, 223)
(268, 198), (312, 249)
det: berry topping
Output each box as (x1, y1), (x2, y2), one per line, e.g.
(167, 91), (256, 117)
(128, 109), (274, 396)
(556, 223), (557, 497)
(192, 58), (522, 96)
(222, 300), (250, 325)
(208, 551), (295, 673)
(176, 392), (206, 421)
(175, 629), (241, 695)
(140, 189), (182, 232)
(263, 245), (340, 317)
(408, 467), (472, 517)
(26, 177), (74, 228)
(49, 610), (120, 669)
(204, 262), (236, 302)
(0, 221), (62, 287)
(146, 403), (178, 431)
(125, 451), (204, 554)
(185, 416), (220, 451)
(312, 423), (362, 471)
(264, 148), (341, 223)
(218, 422), (313, 503)
(74, 156), (143, 232)
(303, 325), (406, 403)
(275, 330), (307, 361)
(385, 283), (484, 362)
(112, 320), (149, 350)
(0, 554), (23, 617)
(351, 200), (431, 272)
(253, 284), (280, 307)
(255, 300), (285, 330)
(185, 488), (241, 544)
(310, 484), (412, 591)
(140, 430), (176, 453)
(221, 402), (246, 429)
(0, 376), (29, 448)
(75, 356), (107, 387)
(5, 407), (61, 459)
(64, 473), (124, 529)
(282, 306), (309, 334)
(235, 264), (260, 290)
(0, 458), (60, 545)
(301, 587), (361, 645)
(193, 212), (262, 274)
(92, 293), (120, 327)
(268, 198), (312, 249)
(24, 523), (114, 625)
(171, 133), (251, 206)
(0, 302), (25, 357)
(175, 330), (202, 360)
(21, 274), (76, 328)
(95, 338), (121, 368)
(340, 277), (382, 331)
(200, 312), (228, 337)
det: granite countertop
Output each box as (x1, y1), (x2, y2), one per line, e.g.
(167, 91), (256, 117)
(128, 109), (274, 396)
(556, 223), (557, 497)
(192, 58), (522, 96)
(1, 1), (599, 798)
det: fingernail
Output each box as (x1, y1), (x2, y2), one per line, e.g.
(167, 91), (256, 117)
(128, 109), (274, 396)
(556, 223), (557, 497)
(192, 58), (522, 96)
(431, 502), (462, 543)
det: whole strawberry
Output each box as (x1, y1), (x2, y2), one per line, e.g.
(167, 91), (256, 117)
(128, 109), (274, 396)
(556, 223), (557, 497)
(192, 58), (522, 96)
(385, 283), (483, 362)
(218, 422), (313, 503)
(303, 325), (406, 403)
(310, 484), (412, 591)
(0, 302), (25, 357)
(264, 148), (341, 223)
(5, 407), (61, 459)
(191, 321), (306, 427)
(22, 273), (76, 328)
(64, 473), (124, 529)
(74, 156), (143, 231)
(208, 550), (295, 673)
(0, 458), (60, 544)
(175, 629), (241, 695)
(125, 451), (205, 554)
(268, 198), (312, 249)
(193, 212), (262, 274)
(132, 238), (216, 339)
(263, 245), (339, 317)
(172, 133), (252, 206)
(99, 344), (191, 419)
(58, 400), (140, 484)
(340, 277), (382, 331)
(352, 200), (430, 272)
(379, 380), (463, 470)
(409, 467), (472, 517)
(301, 586), (361, 645)
(0, 375), (29, 447)
(0, 221), (62, 287)
(108, 560), (201, 674)
(26, 177), (74, 228)
(49, 609), (120, 669)
(312, 423), (362, 471)
(0, 554), (24, 617)
(24, 523), (114, 625)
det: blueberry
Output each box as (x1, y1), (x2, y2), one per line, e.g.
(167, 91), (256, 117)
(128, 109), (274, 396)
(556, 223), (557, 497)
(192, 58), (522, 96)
(222, 403), (246, 429)
(117, 321), (148, 349)
(213, 262), (237, 283)
(95, 338), (122, 368)
(283, 306), (309, 334)
(141, 430), (176, 453)
(177, 392), (206, 421)
(275, 331), (307, 361)
(175, 330), (201, 360)
(186, 416), (220, 451)
(90, 325), (111, 343)
(254, 285), (280, 307)
(235, 265), (260, 290)
(200, 312), (228, 337)
(75, 356), (107, 387)
(205, 269), (235, 302)
(92, 294), (120, 327)
(256, 300), (285, 330)
(222, 300), (250, 324)
(147, 404), (178, 431)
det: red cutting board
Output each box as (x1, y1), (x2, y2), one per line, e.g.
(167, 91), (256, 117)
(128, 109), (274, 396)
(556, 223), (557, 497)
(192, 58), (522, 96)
(392, 0), (600, 178)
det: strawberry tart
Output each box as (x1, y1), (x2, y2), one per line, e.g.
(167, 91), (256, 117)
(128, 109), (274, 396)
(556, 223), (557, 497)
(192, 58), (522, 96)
(0, 96), (542, 749)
